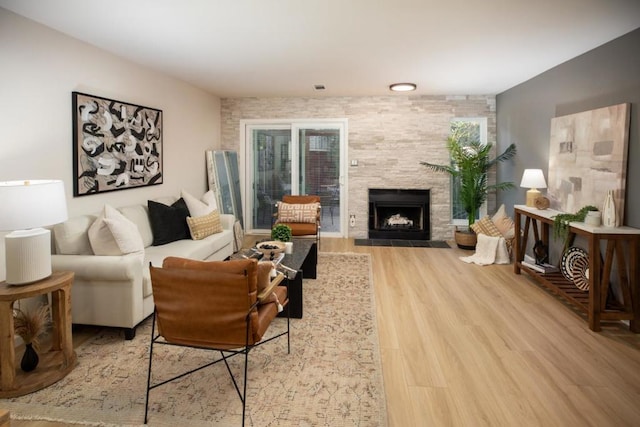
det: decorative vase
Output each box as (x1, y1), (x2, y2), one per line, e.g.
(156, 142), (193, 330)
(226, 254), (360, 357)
(602, 190), (617, 227)
(21, 343), (39, 372)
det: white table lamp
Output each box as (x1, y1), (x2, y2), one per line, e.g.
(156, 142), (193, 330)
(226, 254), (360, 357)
(0, 180), (68, 285)
(520, 169), (547, 207)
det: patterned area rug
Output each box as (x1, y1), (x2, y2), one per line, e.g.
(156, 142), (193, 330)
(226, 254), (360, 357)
(3, 253), (387, 427)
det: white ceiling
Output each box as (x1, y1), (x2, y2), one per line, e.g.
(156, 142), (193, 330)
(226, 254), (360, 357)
(2, 0), (640, 98)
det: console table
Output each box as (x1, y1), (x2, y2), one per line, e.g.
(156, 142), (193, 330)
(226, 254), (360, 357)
(514, 205), (639, 332)
(0, 271), (77, 397)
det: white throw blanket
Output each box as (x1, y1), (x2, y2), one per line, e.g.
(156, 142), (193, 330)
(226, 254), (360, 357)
(460, 233), (510, 266)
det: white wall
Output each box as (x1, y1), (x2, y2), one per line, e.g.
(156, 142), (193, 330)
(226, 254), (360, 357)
(0, 8), (221, 281)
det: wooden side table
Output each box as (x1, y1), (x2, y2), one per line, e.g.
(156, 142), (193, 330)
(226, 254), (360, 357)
(0, 271), (77, 398)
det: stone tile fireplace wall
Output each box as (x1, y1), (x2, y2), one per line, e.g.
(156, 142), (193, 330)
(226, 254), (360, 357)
(221, 95), (496, 240)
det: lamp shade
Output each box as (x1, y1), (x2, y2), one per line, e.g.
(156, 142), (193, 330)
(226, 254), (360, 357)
(0, 180), (68, 285)
(0, 180), (68, 231)
(520, 169), (547, 189)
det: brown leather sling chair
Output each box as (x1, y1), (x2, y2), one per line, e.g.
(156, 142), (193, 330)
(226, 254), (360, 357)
(145, 257), (289, 426)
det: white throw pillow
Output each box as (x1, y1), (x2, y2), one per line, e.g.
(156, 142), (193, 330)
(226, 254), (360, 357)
(181, 189), (217, 217)
(88, 205), (144, 255)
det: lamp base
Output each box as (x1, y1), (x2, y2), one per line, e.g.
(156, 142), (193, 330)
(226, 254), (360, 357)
(4, 228), (52, 285)
(525, 188), (542, 208)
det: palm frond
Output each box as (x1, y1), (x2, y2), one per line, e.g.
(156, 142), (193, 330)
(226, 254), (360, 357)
(421, 134), (517, 227)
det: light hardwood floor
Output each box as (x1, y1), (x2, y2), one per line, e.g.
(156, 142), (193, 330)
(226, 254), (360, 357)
(10, 237), (640, 426)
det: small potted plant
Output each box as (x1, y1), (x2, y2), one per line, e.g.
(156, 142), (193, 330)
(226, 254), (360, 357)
(271, 223), (292, 242)
(14, 304), (50, 372)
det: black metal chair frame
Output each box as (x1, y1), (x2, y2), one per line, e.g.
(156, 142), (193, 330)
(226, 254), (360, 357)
(144, 283), (290, 426)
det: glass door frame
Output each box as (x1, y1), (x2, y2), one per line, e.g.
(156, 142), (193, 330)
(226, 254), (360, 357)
(240, 118), (348, 237)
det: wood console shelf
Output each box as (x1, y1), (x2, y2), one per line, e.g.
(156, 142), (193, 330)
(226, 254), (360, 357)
(514, 205), (639, 333)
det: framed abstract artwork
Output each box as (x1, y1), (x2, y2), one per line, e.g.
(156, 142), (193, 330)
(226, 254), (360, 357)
(72, 92), (163, 196)
(547, 103), (630, 222)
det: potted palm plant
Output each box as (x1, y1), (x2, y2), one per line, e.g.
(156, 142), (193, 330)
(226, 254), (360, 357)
(421, 126), (517, 249)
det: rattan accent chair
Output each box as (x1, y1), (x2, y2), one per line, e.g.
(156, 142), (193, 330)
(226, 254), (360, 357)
(145, 257), (289, 426)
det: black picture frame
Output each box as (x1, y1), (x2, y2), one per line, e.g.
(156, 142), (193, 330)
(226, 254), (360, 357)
(72, 91), (163, 196)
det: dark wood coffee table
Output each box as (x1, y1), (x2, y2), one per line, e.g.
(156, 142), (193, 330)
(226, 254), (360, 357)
(277, 238), (317, 318)
(231, 238), (317, 318)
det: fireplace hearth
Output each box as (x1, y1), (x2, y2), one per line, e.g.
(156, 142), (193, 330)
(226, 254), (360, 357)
(368, 189), (430, 240)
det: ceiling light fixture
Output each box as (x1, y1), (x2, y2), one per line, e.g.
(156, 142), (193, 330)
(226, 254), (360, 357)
(389, 83), (417, 92)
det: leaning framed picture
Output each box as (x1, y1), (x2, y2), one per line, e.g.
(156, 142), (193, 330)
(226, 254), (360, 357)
(72, 91), (163, 196)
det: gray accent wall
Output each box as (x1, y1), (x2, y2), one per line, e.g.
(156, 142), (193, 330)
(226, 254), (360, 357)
(497, 27), (640, 228)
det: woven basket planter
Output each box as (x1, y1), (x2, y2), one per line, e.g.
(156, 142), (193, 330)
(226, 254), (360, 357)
(454, 227), (477, 250)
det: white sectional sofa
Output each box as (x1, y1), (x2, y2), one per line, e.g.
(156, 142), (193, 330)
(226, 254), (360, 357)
(51, 196), (235, 339)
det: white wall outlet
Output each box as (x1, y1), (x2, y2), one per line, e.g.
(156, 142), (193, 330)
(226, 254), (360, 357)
(350, 159), (358, 166)
(349, 214), (356, 227)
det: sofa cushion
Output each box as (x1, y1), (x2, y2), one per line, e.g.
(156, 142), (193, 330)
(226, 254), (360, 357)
(186, 209), (223, 240)
(53, 214), (96, 255)
(181, 189), (217, 217)
(88, 205), (145, 256)
(119, 204), (153, 248)
(277, 202), (320, 223)
(148, 198), (191, 246)
(278, 221), (317, 236)
(142, 229), (233, 297)
(104, 217), (145, 256)
(151, 230), (232, 261)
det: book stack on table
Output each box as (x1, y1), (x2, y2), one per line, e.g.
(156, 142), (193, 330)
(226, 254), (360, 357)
(522, 255), (559, 274)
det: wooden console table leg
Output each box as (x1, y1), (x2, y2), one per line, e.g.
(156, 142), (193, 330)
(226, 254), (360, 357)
(588, 235), (602, 332)
(0, 301), (16, 392)
(615, 240), (633, 313)
(601, 241), (615, 309)
(514, 211), (527, 274)
(630, 237), (639, 332)
(532, 220), (540, 243)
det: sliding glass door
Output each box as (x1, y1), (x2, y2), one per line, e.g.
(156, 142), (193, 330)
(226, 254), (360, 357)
(249, 126), (291, 231)
(295, 125), (342, 233)
(244, 120), (347, 236)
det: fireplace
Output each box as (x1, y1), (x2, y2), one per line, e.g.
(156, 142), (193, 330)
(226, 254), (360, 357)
(368, 189), (430, 240)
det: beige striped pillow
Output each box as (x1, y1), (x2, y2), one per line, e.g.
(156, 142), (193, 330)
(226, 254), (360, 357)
(186, 209), (223, 240)
(277, 202), (319, 223)
(470, 216), (502, 237)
